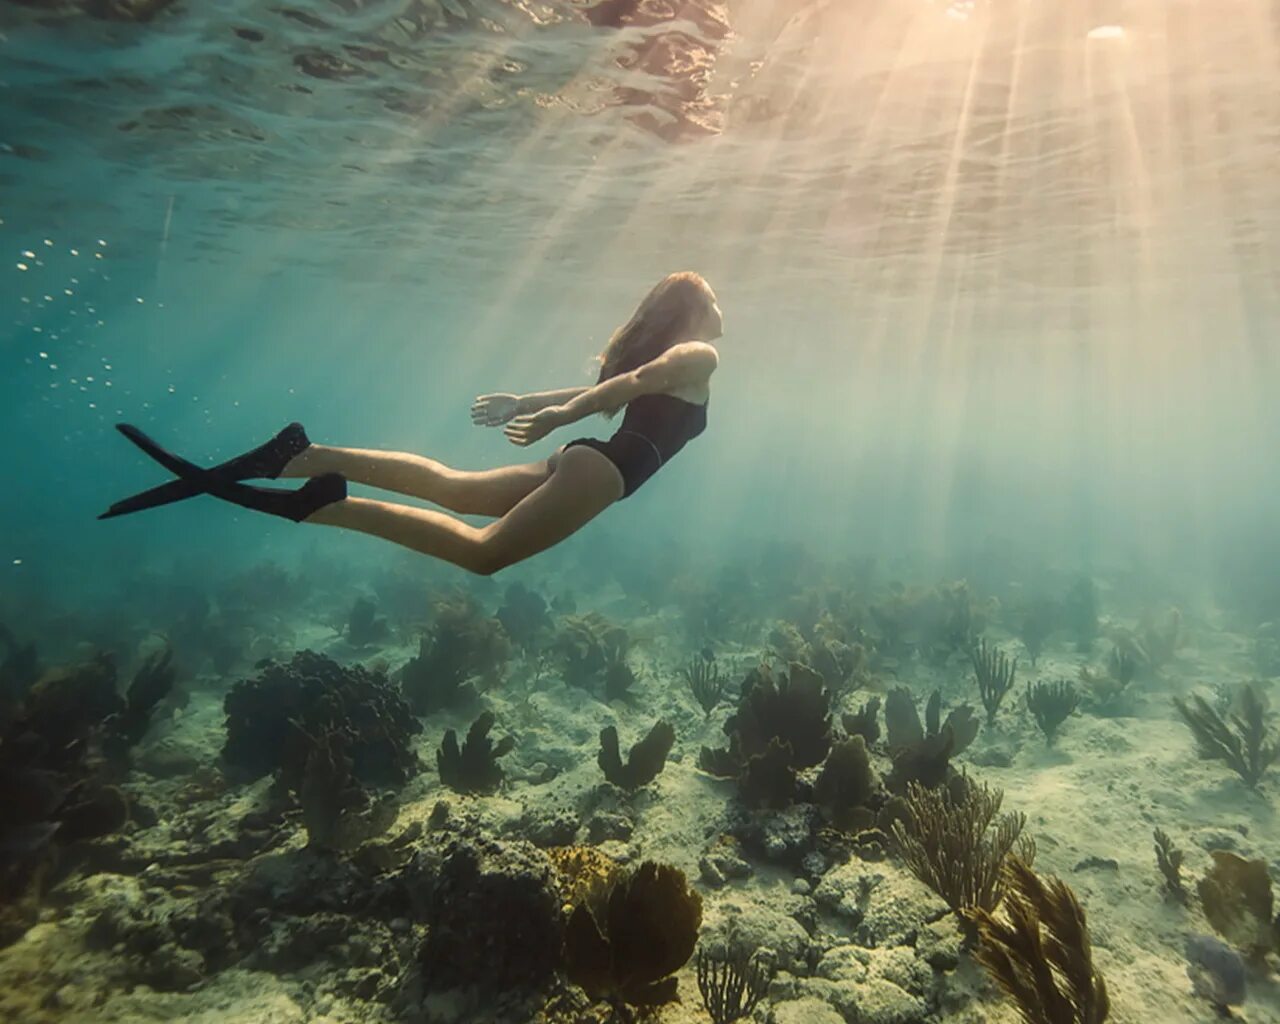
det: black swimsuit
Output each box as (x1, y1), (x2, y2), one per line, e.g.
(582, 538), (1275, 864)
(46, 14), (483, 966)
(564, 393), (708, 499)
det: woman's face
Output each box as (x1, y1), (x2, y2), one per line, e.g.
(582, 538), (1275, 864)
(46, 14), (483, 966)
(697, 290), (724, 340)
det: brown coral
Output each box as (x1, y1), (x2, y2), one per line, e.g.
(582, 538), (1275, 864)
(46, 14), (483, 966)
(970, 857), (1110, 1024)
(563, 860), (702, 1009)
(1197, 850), (1279, 962)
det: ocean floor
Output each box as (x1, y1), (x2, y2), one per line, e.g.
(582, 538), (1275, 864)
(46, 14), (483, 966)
(2, 556), (1279, 1024)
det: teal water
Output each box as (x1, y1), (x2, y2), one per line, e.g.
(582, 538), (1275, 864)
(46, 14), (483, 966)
(3, 2), (1280, 1022)
(3, 2), (1278, 607)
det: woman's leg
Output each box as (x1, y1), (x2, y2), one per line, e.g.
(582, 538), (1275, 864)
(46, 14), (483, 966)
(280, 444), (553, 517)
(303, 446), (623, 575)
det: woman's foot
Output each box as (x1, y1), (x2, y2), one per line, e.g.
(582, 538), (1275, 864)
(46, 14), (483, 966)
(98, 422), (313, 520)
(220, 422), (311, 480)
(206, 472), (347, 523)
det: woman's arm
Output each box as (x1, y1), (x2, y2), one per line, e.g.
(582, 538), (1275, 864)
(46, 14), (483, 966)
(516, 387), (590, 415)
(471, 387), (590, 427)
(555, 341), (717, 424)
(504, 342), (718, 446)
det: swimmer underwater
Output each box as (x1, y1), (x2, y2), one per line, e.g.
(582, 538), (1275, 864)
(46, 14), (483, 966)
(99, 271), (723, 576)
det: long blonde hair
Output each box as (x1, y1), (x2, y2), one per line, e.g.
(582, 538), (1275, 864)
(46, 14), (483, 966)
(594, 271), (715, 417)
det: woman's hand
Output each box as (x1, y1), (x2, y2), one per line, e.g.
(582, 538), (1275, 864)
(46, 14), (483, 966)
(504, 406), (567, 447)
(471, 393), (521, 427)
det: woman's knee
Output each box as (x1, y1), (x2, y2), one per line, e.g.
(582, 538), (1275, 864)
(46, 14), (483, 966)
(469, 535), (514, 577)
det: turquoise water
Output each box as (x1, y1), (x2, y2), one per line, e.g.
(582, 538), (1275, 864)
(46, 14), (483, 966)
(3, 3), (1280, 1023)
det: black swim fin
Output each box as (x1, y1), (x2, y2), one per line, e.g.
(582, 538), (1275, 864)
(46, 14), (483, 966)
(98, 422), (310, 519)
(102, 424), (344, 524)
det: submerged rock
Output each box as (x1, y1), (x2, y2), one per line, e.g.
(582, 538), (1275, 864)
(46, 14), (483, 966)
(699, 834), (753, 888)
(772, 997), (845, 1024)
(1186, 933), (1247, 1009)
(418, 833), (562, 994)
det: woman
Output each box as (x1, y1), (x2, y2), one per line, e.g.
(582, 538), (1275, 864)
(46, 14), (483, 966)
(101, 272), (723, 576)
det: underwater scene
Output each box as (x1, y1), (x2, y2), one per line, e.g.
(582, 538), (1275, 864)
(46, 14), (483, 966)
(3, 1), (1280, 1022)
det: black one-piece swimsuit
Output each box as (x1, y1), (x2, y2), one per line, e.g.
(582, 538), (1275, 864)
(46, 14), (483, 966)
(564, 392), (708, 499)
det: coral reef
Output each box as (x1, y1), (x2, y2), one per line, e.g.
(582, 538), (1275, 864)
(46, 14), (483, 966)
(597, 720), (674, 791)
(1026, 679), (1079, 745)
(972, 638), (1017, 725)
(297, 727), (397, 851)
(563, 860), (702, 1011)
(695, 947), (774, 1024)
(101, 648), (177, 766)
(674, 566), (760, 645)
(890, 776), (1030, 913)
(222, 650), (421, 788)
(1196, 850), (1279, 963)
(419, 829), (564, 994)
(496, 582), (552, 651)
(0, 650), (174, 943)
(399, 592), (510, 715)
(970, 857), (1110, 1024)
(437, 712), (515, 795)
(1080, 647), (1137, 714)
(842, 696), (880, 744)
(553, 612), (635, 701)
(700, 662), (832, 775)
(1173, 683), (1279, 789)
(682, 649), (725, 715)
(345, 597), (389, 648)
(699, 662), (833, 807)
(1153, 827), (1186, 901)
(1017, 596), (1057, 667)
(1111, 607), (1182, 677)
(813, 735), (879, 831)
(869, 580), (985, 665)
(768, 615), (870, 695)
(883, 686), (979, 792)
